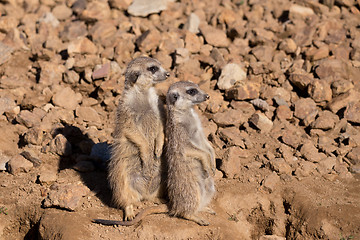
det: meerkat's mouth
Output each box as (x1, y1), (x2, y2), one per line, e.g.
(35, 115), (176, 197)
(153, 78), (167, 83)
(193, 99), (206, 104)
(153, 72), (170, 83)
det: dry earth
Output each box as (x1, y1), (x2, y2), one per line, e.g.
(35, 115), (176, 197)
(0, 0), (360, 239)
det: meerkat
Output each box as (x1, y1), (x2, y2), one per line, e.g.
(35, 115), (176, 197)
(94, 81), (216, 227)
(165, 81), (216, 226)
(99, 56), (170, 222)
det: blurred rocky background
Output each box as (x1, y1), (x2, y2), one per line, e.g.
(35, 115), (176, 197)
(0, 0), (359, 239)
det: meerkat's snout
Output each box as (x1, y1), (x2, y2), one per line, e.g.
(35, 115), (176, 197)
(147, 63), (170, 83)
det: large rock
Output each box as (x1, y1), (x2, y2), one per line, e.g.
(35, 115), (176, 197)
(269, 158), (292, 175)
(249, 112), (273, 133)
(67, 37), (97, 55)
(311, 110), (339, 130)
(251, 45), (275, 63)
(331, 79), (354, 96)
(225, 82), (260, 100)
(344, 101), (360, 124)
(315, 59), (348, 80)
(38, 170), (58, 185)
(278, 38), (297, 54)
(300, 141), (325, 163)
(294, 98), (317, 120)
(347, 147), (360, 165)
(294, 161), (317, 177)
(307, 80), (332, 103)
(275, 105), (293, 121)
(89, 20), (118, 48)
(327, 90), (360, 113)
(186, 13), (200, 33)
(60, 21), (88, 42)
(212, 108), (247, 127)
(289, 4), (314, 20)
(288, 73), (312, 91)
(7, 155), (33, 174)
(92, 62), (110, 80)
(16, 110), (42, 128)
(281, 131), (302, 149)
(217, 63), (247, 90)
(52, 87), (82, 110)
(317, 157), (337, 174)
(0, 97), (17, 115)
(49, 134), (72, 156)
(220, 146), (250, 178)
(38, 61), (66, 86)
(75, 106), (101, 124)
(52, 4), (73, 20)
(80, 1), (111, 21)
(200, 24), (229, 47)
(261, 172), (280, 193)
(43, 183), (90, 211)
(38, 210), (89, 240)
(218, 127), (244, 147)
(128, 0), (168, 17)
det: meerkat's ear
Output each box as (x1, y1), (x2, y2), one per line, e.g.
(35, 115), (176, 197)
(168, 91), (180, 105)
(126, 71), (140, 84)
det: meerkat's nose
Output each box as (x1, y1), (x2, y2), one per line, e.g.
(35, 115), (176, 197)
(166, 72), (170, 77)
(205, 94), (210, 100)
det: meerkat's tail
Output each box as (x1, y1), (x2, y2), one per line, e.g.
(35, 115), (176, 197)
(93, 204), (168, 226)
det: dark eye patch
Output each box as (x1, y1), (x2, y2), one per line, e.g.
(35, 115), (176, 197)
(186, 88), (198, 96)
(147, 65), (159, 74)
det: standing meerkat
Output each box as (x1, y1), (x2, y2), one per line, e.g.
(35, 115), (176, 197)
(165, 81), (216, 226)
(104, 56), (169, 221)
(94, 81), (216, 227)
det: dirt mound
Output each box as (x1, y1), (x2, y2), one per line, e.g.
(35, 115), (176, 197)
(0, 0), (359, 239)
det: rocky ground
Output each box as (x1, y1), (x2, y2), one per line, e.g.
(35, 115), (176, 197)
(0, 0), (360, 239)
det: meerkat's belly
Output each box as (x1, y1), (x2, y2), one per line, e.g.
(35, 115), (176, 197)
(137, 112), (161, 142)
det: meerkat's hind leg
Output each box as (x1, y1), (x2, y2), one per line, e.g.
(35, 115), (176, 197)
(124, 205), (136, 221)
(181, 214), (209, 226)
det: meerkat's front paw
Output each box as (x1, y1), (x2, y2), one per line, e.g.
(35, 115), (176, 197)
(203, 168), (210, 178)
(211, 165), (216, 176)
(124, 205), (135, 221)
(154, 148), (162, 160)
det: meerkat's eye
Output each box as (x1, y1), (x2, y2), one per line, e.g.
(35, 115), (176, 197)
(186, 88), (198, 96)
(147, 65), (159, 74)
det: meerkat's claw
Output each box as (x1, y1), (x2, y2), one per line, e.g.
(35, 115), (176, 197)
(211, 167), (216, 176)
(155, 149), (162, 160)
(204, 207), (216, 215)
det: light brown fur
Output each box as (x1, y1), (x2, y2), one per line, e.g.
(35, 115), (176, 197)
(107, 56), (169, 221)
(165, 81), (216, 226)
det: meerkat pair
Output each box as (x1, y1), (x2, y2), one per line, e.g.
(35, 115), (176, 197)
(94, 57), (215, 226)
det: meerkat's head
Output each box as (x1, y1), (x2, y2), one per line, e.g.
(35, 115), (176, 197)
(124, 56), (170, 90)
(167, 81), (209, 111)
